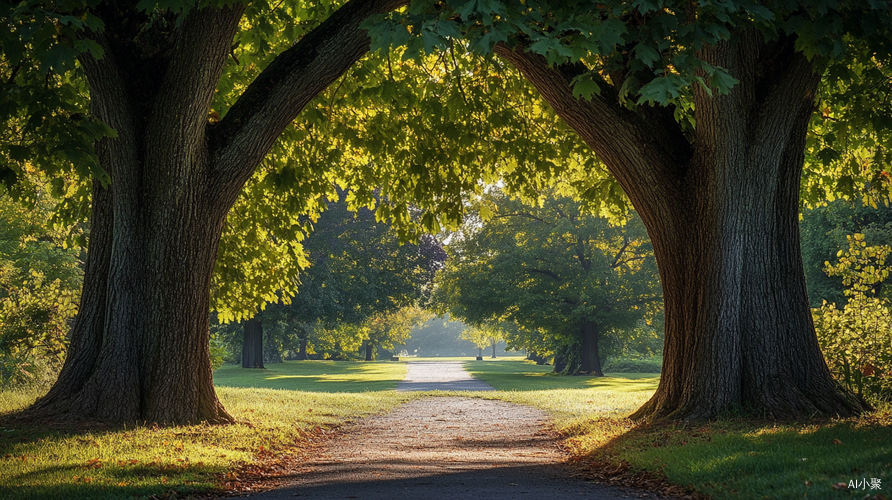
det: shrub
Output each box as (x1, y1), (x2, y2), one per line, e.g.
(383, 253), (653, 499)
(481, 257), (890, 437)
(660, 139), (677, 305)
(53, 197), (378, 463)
(813, 234), (892, 402)
(602, 356), (662, 373)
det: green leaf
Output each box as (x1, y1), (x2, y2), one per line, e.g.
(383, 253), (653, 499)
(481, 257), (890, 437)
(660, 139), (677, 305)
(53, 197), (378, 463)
(633, 44), (660, 67)
(572, 75), (601, 101)
(38, 44), (80, 75)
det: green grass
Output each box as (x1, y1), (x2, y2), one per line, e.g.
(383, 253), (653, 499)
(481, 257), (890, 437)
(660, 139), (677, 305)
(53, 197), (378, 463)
(213, 359), (408, 392)
(463, 358), (892, 500)
(463, 357), (659, 431)
(608, 413), (892, 500)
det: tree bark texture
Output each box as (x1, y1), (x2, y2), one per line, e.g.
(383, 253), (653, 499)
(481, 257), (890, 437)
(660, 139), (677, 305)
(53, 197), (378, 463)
(297, 336), (309, 360)
(579, 321), (603, 376)
(364, 341), (375, 361)
(497, 32), (865, 420)
(490, 341), (497, 359)
(24, 0), (407, 425)
(241, 318), (265, 369)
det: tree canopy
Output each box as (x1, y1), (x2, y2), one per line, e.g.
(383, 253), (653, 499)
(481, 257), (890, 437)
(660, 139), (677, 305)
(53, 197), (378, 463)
(3, 0), (892, 423)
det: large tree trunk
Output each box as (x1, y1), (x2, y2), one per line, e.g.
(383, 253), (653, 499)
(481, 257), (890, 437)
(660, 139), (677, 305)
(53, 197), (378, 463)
(579, 321), (603, 376)
(242, 318), (265, 369)
(496, 32), (866, 420)
(23, 0), (408, 425)
(364, 341), (374, 361)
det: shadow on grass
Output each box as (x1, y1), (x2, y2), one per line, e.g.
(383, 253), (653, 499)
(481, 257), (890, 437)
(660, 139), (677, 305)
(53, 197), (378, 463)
(462, 360), (659, 392)
(582, 414), (892, 500)
(213, 360), (406, 392)
(0, 482), (217, 500)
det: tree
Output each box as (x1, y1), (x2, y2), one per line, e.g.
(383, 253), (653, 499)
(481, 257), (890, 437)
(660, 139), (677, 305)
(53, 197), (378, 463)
(3, 0), (414, 424)
(813, 234), (892, 401)
(361, 306), (431, 360)
(240, 317), (264, 369)
(460, 322), (507, 359)
(435, 190), (661, 375)
(258, 195), (445, 361)
(399, 315), (478, 357)
(388, 0), (892, 419)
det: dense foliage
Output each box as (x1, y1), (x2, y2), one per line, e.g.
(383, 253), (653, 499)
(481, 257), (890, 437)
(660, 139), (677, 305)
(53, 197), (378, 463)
(214, 194), (445, 363)
(0, 194), (82, 387)
(434, 189), (662, 372)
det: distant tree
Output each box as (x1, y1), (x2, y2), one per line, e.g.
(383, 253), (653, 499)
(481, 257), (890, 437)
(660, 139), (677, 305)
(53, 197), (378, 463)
(460, 322), (508, 359)
(224, 195), (445, 363)
(362, 306), (431, 360)
(240, 317), (264, 369)
(435, 190), (661, 375)
(399, 315), (478, 357)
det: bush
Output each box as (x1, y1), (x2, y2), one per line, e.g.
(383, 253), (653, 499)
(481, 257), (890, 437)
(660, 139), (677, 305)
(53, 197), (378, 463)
(813, 234), (892, 402)
(602, 356), (662, 373)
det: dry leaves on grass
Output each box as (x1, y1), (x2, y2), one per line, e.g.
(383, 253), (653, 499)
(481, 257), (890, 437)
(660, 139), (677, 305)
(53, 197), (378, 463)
(215, 426), (337, 495)
(570, 457), (708, 500)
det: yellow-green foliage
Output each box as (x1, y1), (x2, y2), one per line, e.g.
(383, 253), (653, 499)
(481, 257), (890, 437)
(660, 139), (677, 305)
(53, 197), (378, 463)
(813, 234), (892, 400)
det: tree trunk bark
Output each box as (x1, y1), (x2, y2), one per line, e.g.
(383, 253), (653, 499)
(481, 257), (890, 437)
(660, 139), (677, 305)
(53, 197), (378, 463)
(297, 336), (309, 360)
(580, 321), (603, 376)
(496, 32), (866, 420)
(490, 341), (497, 358)
(364, 341), (374, 361)
(242, 317), (265, 369)
(553, 355), (566, 373)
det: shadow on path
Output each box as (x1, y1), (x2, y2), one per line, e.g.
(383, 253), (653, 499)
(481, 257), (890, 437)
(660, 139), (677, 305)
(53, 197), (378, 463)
(227, 398), (671, 500)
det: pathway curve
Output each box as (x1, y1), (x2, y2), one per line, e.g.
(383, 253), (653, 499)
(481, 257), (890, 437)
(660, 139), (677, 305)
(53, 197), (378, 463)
(230, 362), (671, 500)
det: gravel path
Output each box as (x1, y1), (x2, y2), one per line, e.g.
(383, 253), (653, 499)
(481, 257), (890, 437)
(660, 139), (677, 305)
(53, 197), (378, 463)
(396, 361), (495, 391)
(229, 362), (670, 500)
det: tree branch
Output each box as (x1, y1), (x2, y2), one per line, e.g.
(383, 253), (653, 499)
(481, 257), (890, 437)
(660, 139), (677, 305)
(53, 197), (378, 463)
(493, 43), (692, 217)
(610, 238), (632, 268)
(146, 4), (246, 166)
(492, 211), (550, 224)
(527, 268), (561, 280)
(209, 0), (409, 200)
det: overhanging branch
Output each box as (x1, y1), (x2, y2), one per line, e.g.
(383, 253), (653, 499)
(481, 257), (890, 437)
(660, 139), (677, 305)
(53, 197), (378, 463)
(209, 0), (409, 198)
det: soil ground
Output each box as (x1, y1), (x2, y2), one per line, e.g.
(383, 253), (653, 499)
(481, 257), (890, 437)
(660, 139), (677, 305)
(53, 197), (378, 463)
(225, 362), (673, 500)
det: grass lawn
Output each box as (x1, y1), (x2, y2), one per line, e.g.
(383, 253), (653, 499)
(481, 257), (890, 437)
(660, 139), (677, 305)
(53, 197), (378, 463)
(213, 359), (408, 392)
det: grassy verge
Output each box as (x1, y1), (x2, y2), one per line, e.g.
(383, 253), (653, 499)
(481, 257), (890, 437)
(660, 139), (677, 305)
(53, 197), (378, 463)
(0, 361), (414, 500)
(465, 358), (891, 500)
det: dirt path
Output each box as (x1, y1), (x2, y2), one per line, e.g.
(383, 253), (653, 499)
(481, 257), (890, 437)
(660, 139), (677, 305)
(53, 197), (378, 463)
(229, 362), (670, 500)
